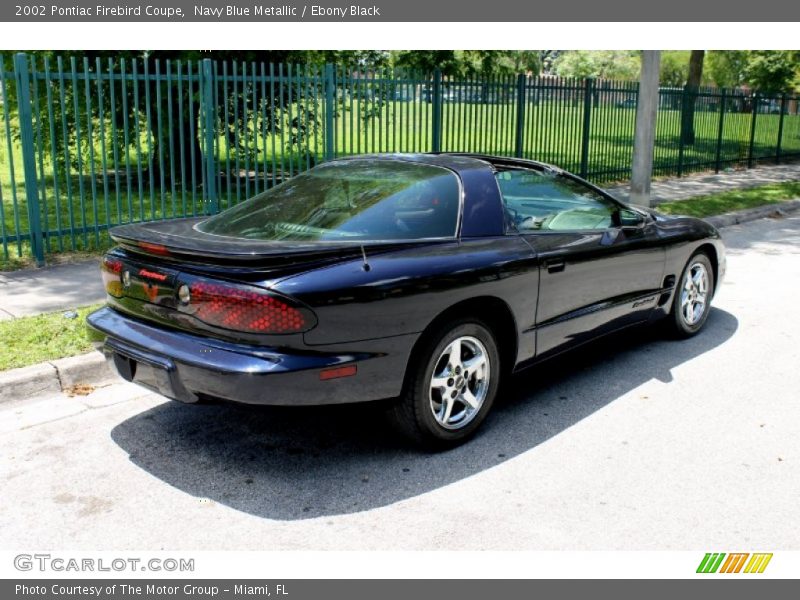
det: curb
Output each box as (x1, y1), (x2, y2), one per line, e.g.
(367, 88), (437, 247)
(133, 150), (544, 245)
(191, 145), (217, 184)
(705, 199), (800, 229)
(0, 352), (119, 407)
(1, 199), (798, 407)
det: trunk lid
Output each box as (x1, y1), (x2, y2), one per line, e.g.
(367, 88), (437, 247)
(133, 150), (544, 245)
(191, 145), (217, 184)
(110, 217), (437, 273)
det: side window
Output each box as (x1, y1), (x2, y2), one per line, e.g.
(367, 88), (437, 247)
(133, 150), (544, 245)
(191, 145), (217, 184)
(495, 169), (617, 232)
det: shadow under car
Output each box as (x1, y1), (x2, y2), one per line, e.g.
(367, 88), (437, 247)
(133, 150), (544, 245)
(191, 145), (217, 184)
(110, 308), (738, 521)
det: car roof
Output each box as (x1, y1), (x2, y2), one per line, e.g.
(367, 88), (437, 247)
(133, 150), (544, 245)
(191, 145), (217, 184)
(332, 152), (562, 176)
(333, 152), (490, 173)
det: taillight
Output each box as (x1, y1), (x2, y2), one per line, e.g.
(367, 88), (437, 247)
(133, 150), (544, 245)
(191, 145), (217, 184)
(101, 256), (124, 297)
(186, 279), (315, 334)
(138, 241), (171, 256)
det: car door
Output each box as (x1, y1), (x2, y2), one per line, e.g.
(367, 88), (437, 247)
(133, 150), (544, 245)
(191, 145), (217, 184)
(495, 167), (666, 359)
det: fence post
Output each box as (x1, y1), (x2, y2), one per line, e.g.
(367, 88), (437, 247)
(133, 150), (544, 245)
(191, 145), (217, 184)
(714, 88), (727, 173)
(677, 86), (688, 177)
(324, 64), (336, 161)
(747, 92), (758, 169)
(776, 92), (787, 164)
(431, 68), (442, 153)
(579, 78), (594, 179)
(201, 58), (218, 214)
(514, 73), (526, 158)
(13, 53), (44, 266)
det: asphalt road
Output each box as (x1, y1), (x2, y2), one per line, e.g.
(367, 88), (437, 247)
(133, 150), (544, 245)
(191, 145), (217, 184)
(1, 215), (798, 550)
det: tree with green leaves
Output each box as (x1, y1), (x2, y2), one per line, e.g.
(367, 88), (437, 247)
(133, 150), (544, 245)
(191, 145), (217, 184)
(552, 51), (641, 80)
(659, 51), (690, 88)
(705, 51), (749, 88)
(459, 51), (542, 77)
(391, 51), (464, 76)
(743, 51), (800, 92)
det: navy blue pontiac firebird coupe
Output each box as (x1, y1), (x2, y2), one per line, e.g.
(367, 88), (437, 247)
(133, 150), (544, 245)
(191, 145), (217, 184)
(88, 153), (725, 447)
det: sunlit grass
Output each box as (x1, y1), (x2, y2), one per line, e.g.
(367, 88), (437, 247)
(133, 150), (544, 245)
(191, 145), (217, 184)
(658, 181), (800, 218)
(0, 304), (102, 371)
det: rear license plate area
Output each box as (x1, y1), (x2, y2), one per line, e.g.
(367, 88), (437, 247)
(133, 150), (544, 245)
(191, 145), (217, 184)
(105, 341), (197, 403)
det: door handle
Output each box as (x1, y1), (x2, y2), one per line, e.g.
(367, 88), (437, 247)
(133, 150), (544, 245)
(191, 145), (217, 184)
(546, 259), (566, 273)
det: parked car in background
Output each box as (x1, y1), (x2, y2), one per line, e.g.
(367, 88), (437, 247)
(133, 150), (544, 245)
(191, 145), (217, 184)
(615, 97), (637, 109)
(758, 98), (785, 114)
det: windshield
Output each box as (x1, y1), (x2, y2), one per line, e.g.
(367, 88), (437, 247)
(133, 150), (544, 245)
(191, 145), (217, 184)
(197, 159), (461, 242)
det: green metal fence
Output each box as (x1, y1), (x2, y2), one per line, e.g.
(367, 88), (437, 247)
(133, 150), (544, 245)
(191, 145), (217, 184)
(1, 52), (799, 266)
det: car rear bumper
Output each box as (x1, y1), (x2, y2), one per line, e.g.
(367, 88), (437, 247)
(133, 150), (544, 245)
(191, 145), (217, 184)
(86, 306), (415, 406)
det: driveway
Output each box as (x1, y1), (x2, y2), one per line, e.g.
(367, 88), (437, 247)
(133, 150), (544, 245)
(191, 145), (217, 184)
(1, 215), (798, 550)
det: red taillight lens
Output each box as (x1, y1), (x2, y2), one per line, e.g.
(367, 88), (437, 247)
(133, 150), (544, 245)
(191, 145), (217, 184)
(101, 256), (124, 297)
(138, 241), (171, 256)
(103, 257), (123, 274)
(188, 279), (314, 334)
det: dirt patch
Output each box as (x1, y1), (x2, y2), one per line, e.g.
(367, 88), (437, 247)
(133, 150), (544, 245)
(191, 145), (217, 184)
(66, 383), (95, 397)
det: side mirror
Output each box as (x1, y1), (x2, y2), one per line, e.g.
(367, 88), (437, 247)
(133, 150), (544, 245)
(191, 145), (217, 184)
(616, 208), (646, 230)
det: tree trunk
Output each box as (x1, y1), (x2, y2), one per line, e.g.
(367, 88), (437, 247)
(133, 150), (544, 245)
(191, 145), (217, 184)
(631, 51), (661, 207)
(680, 50), (705, 146)
(150, 90), (204, 195)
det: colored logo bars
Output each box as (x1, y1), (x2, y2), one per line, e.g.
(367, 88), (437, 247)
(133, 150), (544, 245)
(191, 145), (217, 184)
(697, 553), (773, 574)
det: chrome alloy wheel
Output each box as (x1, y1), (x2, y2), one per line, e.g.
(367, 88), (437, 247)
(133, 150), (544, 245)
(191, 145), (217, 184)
(429, 335), (491, 430)
(680, 261), (709, 326)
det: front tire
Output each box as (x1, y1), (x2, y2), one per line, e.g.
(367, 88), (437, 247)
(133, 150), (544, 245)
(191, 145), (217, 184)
(388, 319), (501, 449)
(668, 252), (714, 338)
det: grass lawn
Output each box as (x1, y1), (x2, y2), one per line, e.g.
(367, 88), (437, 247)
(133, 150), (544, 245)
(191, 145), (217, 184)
(657, 181), (800, 218)
(0, 304), (101, 371)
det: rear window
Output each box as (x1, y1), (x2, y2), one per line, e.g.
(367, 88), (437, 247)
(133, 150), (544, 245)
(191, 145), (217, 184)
(197, 159), (461, 241)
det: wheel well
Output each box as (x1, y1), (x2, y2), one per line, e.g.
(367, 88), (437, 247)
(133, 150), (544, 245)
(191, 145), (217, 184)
(408, 297), (518, 377)
(696, 243), (719, 289)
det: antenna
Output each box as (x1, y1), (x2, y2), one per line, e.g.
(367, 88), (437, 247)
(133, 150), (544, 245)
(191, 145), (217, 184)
(360, 245), (371, 272)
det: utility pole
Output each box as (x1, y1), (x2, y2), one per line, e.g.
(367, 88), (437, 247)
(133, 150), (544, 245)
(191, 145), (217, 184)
(630, 51), (661, 207)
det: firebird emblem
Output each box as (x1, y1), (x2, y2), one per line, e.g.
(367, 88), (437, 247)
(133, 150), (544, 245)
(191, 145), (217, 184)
(144, 283), (159, 302)
(139, 268), (168, 281)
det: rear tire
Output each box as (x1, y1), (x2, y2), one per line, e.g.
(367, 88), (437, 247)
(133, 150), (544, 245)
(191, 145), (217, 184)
(388, 319), (501, 449)
(667, 252), (714, 338)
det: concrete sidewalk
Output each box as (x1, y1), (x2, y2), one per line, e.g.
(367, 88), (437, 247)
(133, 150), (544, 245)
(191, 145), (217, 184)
(1, 161), (799, 321)
(607, 162), (800, 204)
(0, 258), (104, 320)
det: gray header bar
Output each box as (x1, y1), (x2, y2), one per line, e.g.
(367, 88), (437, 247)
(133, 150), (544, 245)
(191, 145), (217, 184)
(2, 0), (798, 22)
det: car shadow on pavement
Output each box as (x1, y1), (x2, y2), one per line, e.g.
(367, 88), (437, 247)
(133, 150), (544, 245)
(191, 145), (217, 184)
(110, 308), (738, 521)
